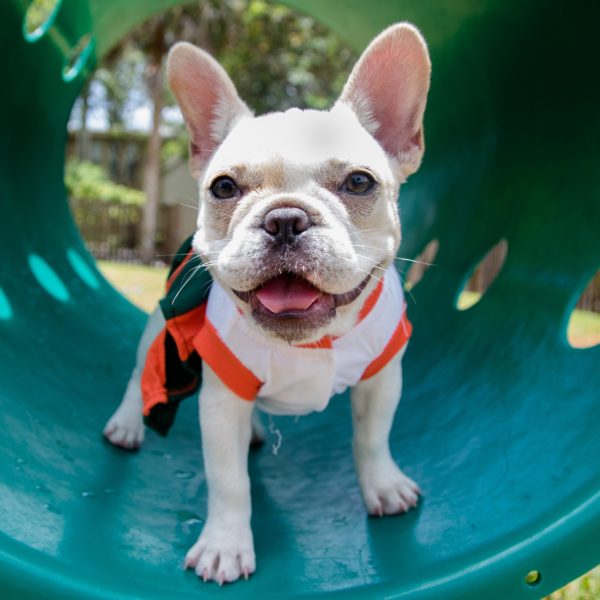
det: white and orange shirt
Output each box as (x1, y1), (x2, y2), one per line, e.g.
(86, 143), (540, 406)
(141, 236), (411, 434)
(195, 267), (411, 416)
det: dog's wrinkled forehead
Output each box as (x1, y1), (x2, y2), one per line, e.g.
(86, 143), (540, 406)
(206, 105), (391, 182)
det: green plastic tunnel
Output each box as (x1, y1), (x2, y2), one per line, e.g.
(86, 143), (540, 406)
(1, 0), (599, 598)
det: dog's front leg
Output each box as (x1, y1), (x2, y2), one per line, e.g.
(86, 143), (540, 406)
(351, 347), (420, 516)
(104, 307), (166, 449)
(185, 364), (255, 584)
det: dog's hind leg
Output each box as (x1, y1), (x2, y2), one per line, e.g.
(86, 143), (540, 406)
(103, 307), (165, 450)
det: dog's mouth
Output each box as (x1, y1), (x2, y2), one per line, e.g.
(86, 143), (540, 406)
(255, 275), (324, 314)
(233, 272), (371, 320)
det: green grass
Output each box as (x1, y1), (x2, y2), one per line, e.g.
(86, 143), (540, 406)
(457, 290), (481, 311)
(99, 261), (600, 597)
(568, 308), (600, 349)
(98, 260), (168, 313)
(545, 567), (600, 599)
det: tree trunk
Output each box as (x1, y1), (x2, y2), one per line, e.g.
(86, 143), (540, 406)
(76, 79), (91, 161)
(140, 58), (164, 264)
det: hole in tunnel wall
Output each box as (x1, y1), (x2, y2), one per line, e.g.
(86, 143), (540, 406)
(567, 270), (600, 349)
(0, 288), (13, 320)
(28, 254), (70, 302)
(62, 33), (95, 82)
(23, 0), (62, 42)
(524, 570), (542, 587)
(404, 239), (439, 291)
(66, 248), (100, 290)
(456, 239), (508, 310)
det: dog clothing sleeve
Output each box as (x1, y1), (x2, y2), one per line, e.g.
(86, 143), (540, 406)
(141, 235), (212, 436)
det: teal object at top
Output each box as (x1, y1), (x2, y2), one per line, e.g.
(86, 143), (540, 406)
(0, 1), (599, 598)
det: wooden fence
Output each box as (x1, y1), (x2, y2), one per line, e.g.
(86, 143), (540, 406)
(70, 197), (177, 264)
(578, 274), (600, 313)
(70, 198), (143, 261)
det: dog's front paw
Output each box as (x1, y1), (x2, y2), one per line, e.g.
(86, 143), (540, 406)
(184, 521), (255, 585)
(103, 406), (145, 450)
(358, 456), (421, 516)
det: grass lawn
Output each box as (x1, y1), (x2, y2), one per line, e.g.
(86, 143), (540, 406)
(546, 568), (600, 599)
(99, 260), (600, 598)
(98, 261), (168, 313)
(568, 308), (600, 349)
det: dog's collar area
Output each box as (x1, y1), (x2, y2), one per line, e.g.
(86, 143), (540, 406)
(332, 273), (373, 308)
(293, 277), (384, 348)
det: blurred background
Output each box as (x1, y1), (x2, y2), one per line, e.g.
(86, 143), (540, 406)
(57, 0), (358, 264)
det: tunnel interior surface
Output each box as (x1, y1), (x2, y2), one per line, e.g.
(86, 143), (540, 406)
(0, 1), (599, 598)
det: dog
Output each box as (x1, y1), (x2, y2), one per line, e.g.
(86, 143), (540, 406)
(104, 22), (430, 585)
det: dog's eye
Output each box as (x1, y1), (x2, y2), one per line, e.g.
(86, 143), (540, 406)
(342, 171), (375, 195)
(210, 176), (238, 199)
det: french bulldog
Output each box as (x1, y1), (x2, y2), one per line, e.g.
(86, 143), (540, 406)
(104, 22), (431, 585)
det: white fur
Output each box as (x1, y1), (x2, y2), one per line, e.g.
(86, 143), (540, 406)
(103, 308), (165, 449)
(351, 346), (420, 515)
(104, 22), (431, 585)
(185, 364), (256, 583)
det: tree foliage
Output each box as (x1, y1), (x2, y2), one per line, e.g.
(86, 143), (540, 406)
(93, 46), (147, 129)
(82, 0), (357, 130)
(219, 0), (357, 113)
(23, 0), (58, 36)
(65, 159), (145, 205)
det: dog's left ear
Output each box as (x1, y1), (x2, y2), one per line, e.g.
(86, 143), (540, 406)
(336, 23), (431, 176)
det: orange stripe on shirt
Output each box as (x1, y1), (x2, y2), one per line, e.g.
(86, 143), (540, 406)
(361, 311), (412, 381)
(141, 329), (168, 416)
(296, 336), (333, 349)
(357, 279), (384, 322)
(294, 279), (384, 349)
(167, 304), (207, 361)
(193, 319), (262, 401)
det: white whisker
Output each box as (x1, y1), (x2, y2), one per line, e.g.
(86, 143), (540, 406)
(394, 256), (437, 267)
(171, 263), (206, 305)
(178, 201), (198, 210)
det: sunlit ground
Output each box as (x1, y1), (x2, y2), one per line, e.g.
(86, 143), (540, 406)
(99, 260), (168, 313)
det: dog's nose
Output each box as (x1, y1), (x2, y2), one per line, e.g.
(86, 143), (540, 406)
(263, 207), (311, 244)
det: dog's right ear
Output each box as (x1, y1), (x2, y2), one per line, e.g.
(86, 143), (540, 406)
(167, 42), (253, 178)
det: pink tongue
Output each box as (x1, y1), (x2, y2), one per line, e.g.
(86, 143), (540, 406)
(256, 276), (322, 314)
